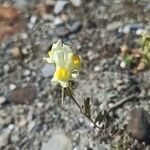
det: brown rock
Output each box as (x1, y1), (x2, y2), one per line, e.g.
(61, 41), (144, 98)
(11, 86), (37, 104)
(0, 5), (21, 23)
(127, 108), (150, 144)
(10, 47), (22, 58)
(0, 5), (22, 41)
(36, 3), (54, 20)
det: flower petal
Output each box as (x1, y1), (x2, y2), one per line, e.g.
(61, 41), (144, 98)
(51, 39), (63, 51)
(71, 70), (79, 79)
(43, 57), (54, 64)
(60, 81), (69, 87)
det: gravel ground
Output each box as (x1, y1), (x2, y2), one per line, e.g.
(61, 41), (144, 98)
(0, 0), (150, 149)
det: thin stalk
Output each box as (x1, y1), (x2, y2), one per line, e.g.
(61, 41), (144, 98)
(66, 87), (100, 129)
(61, 87), (64, 104)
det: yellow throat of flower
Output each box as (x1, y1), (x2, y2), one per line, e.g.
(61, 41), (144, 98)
(71, 54), (81, 66)
(54, 67), (70, 81)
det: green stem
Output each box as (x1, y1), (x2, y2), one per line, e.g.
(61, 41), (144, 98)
(61, 87), (64, 104)
(66, 87), (100, 129)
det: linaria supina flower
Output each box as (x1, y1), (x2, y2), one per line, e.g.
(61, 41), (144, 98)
(44, 39), (81, 87)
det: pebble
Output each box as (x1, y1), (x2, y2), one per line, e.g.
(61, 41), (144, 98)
(17, 116), (27, 127)
(23, 69), (31, 76)
(11, 47), (21, 58)
(3, 64), (10, 73)
(120, 61), (126, 69)
(94, 66), (100, 72)
(41, 64), (55, 78)
(21, 48), (29, 55)
(0, 130), (10, 147)
(9, 84), (16, 91)
(53, 17), (64, 26)
(0, 96), (6, 104)
(28, 22), (34, 29)
(127, 108), (150, 144)
(54, 1), (68, 14)
(87, 51), (96, 60)
(14, 0), (28, 11)
(8, 124), (15, 131)
(11, 134), (19, 143)
(70, 0), (81, 7)
(36, 3), (54, 21)
(11, 86), (37, 104)
(42, 133), (72, 150)
(119, 23), (144, 34)
(21, 32), (28, 39)
(136, 28), (145, 35)
(30, 16), (37, 24)
(69, 22), (82, 33)
(28, 120), (36, 132)
(106, 21), (122, 31)
(0, 116), (13, 127)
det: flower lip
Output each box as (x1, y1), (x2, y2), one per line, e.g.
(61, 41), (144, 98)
(54, 67), (70, 81)
(72, 54), (81, 65)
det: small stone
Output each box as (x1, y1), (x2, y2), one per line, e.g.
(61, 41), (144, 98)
(28, 120), (36, 131)
(42, 133), (72, 150)
(41, 64), (55, 78)
(136, 28), (145, 35)
(94, 66), (100, 72)
(9, 84), (16, 91)
(36, 3), (53, 20)
(11, 86), (37, 104)
(23, 69), (31, 76)
(116, 79), (124, 85)
(30, 15), (37, 24)
(53, 17), (63, 26)
(127, 108), (150, 144)
(0, 130), (10, 147)
(54, 1), (68, 14)
(106, 21), (122, 31)
(21, 48), (28, 55)
(14, 0), (28, 11)
(21, 32), (28, 39)
(17, 116), (27, 127)
(70, 0), (81, 7)
(0, 96), (6, 104)
(0, 116), (12, 127)
(87, 51), (96, 60)
(11, 47), (21, 58)
(28, 22), (34, 29)
(69, 22), (82, 33)
(121, 23), (144, 34)
(4, 64), (10, 73)
(120, 61), (126, 69)
(137, 62), (145, 71)
(36, 102), (44, 108)
(8, 124), (15, 131)
(11, 134), (19, 143)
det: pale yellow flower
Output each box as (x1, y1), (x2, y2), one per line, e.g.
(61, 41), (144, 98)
(51, 52), (81, 87)
(44, 39), (81, 87)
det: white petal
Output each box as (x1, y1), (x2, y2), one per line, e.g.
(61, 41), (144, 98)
(52, 39), (63, 51)
(60, 81), (69, 87)
(71, 70), (79, 79)
(43, 57), (54, 64)
(63, 44), (72, 53)
(51, 77), (59, 85)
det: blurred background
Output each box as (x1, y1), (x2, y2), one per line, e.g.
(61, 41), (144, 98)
(0, 0), (150, 149)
